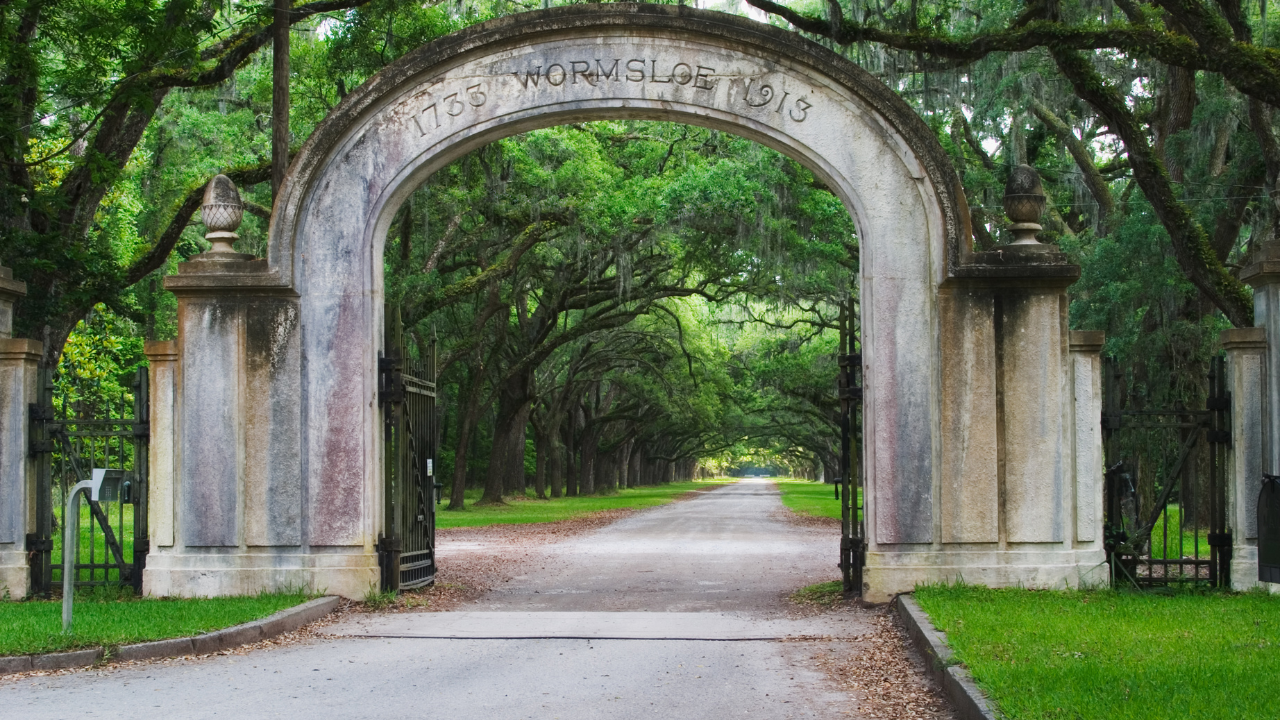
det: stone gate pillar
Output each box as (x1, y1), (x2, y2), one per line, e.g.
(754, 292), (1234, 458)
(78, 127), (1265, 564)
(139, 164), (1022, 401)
(869, 166), (1107, 598)
(1220, 328), (1268, 590)
(1243, 242), (1280, 481)
(142, 177), (374, 598)
(1239, 240), (1279, 589)
(0, 266), (41, 598)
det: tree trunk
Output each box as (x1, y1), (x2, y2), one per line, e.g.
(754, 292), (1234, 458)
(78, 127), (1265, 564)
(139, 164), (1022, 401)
(447, 363), (486, 511)
(482, 370), (533, 504)
(579, 421), (597, 495)
(563, 416), (578, 497)
(534, 426), (549, 500)
(549, 439), (564, 498)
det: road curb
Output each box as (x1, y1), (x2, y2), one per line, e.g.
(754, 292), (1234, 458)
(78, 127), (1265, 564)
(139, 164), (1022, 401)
(1, 596), (340, 676)
(895, 595), (1000, 720)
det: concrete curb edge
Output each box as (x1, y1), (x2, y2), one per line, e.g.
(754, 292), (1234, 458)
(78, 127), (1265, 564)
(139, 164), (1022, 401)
(1, 595), (340, 676)
(895, 595), (1000, 720)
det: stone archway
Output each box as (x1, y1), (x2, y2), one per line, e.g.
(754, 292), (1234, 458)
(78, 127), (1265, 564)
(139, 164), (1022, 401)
(145, 4), (1106, 601)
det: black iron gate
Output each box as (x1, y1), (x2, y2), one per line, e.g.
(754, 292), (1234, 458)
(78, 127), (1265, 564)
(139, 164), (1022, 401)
(379, 308), (439, 592)
(28, 368), (149, 596)
(1102, 355), (1231, 588)
(838, 302), (865, 594)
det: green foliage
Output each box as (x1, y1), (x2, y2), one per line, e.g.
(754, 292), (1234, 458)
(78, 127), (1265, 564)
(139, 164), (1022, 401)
(54, 305), (148, 418)
(914, 585), (1280, 720)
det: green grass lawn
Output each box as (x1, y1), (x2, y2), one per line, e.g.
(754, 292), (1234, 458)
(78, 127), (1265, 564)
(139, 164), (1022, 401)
(774, 478), (861, 520)
(52, 500), (138, 584)
(436, 480), (736, 528)
(914, 584), (1280, 720)
(0, 591), (312, 657)
(1147, 503), (1210, 561)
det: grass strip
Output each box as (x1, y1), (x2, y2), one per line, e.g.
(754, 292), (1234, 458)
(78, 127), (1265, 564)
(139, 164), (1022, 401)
(774, 478), (848, 520)
(914, 584), (1280, 720)
(790, 580), (846, 607)
(437, 479), (736, 528)
(0, 591), (311, 657)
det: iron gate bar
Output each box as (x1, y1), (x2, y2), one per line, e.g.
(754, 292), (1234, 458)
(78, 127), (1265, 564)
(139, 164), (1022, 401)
(1101, 355), (1231, 589)
(27, 368), (149, 595)
(381, 308), (438, 592)
(1260, 474), (1280, 583)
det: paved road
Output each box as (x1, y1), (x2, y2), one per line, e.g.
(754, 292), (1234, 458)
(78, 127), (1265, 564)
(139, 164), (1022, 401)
(460, 479), (840, 613)
(0, 480), (904, 720)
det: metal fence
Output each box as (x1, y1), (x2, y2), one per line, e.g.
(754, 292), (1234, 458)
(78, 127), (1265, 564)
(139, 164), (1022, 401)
(1102, 356), (1231, 588)
(28, 368), (149, 596)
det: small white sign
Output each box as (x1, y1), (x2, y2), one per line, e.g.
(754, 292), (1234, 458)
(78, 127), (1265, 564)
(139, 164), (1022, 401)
(426, 459), (433, 476)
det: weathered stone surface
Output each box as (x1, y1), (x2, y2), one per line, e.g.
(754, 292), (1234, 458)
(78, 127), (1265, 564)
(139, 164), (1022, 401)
(1222, 330), (1265, 544)
(178, 300), (241, 547)
(114, 637), (195, 662)
(146, 342), (178, 548)
(939, 288), (998, 544)
(1000, 291), (1066, 544)
(1243, 249), (1280, 477)
(244, 299), (302, 547)
(267, 4), (963, 560)
(145, 549), (376, 598)
(0, 338), (41, 598)
(1070, 331), (1104, 544)
(0, 265), (25, 339)
(0, 655), (33, 674)
(30, 648), (102, 670)
(1223, 329), (1269, 590)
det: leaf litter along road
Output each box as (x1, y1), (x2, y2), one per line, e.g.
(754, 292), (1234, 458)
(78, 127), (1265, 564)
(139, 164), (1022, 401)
(1, 479), (953, 719)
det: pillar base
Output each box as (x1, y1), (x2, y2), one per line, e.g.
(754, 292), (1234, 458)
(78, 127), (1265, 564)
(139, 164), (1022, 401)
(863, 546), (1108, 603)
(143, 549), (378, 599)
(1229, 545), (1280, 593)
(0, 547), (28, 598)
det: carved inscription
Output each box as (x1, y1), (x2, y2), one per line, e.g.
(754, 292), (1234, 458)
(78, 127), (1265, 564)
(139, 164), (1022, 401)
(512, 58), (813, 123)
(407, 57), (816, 139)
(410, 82), (488, 136)
(514, 58), (717, 90)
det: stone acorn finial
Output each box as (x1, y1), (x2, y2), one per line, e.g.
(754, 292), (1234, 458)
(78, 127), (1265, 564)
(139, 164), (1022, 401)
(200, 175), (244, 254)
(1003, 164), (1046, 245)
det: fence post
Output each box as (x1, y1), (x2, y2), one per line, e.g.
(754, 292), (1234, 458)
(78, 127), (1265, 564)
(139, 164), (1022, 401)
(0, 265), (43, 598)
(1220, 328), (1269, 590)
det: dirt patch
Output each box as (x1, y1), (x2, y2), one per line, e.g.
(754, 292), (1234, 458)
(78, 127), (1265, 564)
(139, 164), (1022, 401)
(356, 506), (647, 613)
(801, 607), (955, 719)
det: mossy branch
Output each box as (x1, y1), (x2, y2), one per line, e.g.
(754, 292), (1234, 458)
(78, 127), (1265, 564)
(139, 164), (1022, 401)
(1050, 48), (1253, 326)
(743, 0), (1280, 108)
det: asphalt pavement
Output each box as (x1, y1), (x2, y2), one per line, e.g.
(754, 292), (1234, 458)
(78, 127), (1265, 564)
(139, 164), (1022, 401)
(0, 480), (883, 720)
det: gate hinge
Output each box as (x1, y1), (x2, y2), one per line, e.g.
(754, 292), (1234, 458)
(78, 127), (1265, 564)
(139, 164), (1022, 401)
(28, 403), (54, 423)
(132, 422), (150, 438)
(839, 386), (863, 401)
(1207, 430), (1231, 444)
(378, 353), (404, 406)
(25, 534), (52, 553)
(838, 354), (862, 367)
(378, 535), (402, 554)
(1207, 532), (1233, 548)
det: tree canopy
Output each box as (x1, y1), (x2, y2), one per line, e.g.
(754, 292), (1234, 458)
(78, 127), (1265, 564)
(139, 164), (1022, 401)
(2, 0), (1272, 492)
